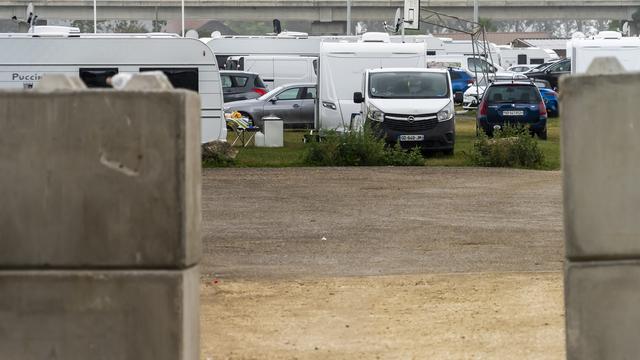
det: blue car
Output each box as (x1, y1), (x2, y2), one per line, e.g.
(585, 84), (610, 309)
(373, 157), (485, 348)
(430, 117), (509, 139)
(448, 67), (475, 104)
(477, 81), (548, 140)
(532, 79), (559, 117)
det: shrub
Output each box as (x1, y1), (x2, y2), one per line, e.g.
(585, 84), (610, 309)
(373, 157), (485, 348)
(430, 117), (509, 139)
(202, 141), (237, 167)
(302, 126), (424, 166)
(469, 125), (545, 169)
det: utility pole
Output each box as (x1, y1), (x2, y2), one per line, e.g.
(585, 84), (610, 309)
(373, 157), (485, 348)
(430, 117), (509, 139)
(473, 0), (479, 23)
(346, 0), (352, 35)
(93, 0), (97, 33)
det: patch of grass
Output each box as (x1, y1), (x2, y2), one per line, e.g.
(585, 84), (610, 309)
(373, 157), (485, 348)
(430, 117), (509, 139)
(209, 114), (561, 170)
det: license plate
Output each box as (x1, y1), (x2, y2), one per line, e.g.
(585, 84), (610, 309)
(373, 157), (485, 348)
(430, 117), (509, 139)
(503, 110), (524, 116)
(399, 134), (424, 141)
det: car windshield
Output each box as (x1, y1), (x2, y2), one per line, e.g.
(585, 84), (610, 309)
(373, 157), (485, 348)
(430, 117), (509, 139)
(485, 85), (541, 104)
(258, 86), (284, 101)
(369, 72), (449, 99)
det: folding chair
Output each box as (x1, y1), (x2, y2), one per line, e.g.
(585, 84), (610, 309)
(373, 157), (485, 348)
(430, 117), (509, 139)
(226, 117), (260, 147)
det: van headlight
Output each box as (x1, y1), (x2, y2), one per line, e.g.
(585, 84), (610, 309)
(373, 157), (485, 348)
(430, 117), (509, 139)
(367, 103), (384, 122)
(437, 101), (454, 122)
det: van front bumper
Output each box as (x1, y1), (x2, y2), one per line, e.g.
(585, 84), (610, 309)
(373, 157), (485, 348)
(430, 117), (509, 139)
(371, 118), (455, 151)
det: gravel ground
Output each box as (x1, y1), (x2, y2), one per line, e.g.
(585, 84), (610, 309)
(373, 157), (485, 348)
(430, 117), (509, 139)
(201, 167), (563, 280)
(199, 167), (565, 359)
(201, 272), (564, 359)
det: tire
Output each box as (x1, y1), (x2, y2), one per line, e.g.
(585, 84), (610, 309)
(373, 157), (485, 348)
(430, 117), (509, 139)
(538, 128), (548, 140)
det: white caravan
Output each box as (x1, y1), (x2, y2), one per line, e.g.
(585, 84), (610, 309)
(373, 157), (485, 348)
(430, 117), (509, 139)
(318, 35), (426, 131)
(223, 55), (317, 90)
(204, 33), (329, 68)
(570, 31), (640, 74)
(0, 30), (226, 143)
(497, 45), (559, 68)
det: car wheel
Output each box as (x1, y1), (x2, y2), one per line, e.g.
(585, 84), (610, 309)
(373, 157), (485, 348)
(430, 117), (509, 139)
(538, 128), (548, 140)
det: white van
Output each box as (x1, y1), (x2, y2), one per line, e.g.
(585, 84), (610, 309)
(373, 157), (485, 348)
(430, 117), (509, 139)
(497, 45), (559, 68)
(353, 68), (455, 154)
(318, 35), (426, 132)
(223, 55), (317, 90)
(0, 30), (226, 143)
(571, 31), (640, 74)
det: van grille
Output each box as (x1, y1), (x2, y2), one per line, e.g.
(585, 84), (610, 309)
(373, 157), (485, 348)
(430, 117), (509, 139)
(384, 113), (438, 131)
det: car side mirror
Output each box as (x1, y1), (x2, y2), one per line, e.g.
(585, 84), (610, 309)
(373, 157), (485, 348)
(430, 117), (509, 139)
(353, 91), (364, 104)
(270, 98), (277, 104)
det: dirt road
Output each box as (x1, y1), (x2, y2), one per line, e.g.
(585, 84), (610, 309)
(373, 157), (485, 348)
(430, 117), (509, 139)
(201, 272), (564, 359)
(199, 167), (565, 359)
(201, 167), (563, 280)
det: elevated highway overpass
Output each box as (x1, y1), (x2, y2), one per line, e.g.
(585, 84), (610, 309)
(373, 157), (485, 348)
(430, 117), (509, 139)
(1, 1), (639, 24)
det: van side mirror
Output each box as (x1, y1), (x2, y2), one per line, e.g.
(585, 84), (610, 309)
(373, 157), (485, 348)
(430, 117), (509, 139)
(353, 92), (364, 104)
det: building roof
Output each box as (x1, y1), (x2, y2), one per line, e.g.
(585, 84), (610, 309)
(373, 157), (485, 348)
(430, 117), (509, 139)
(431, 32), (552, 45)
(515, 38), (570, 50)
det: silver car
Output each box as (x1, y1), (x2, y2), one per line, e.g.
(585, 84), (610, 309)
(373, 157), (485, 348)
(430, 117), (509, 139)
(223, 83), (316, 129)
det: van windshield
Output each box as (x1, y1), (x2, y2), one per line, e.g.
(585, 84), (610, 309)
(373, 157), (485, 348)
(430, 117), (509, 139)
(368, 72), (449, 99)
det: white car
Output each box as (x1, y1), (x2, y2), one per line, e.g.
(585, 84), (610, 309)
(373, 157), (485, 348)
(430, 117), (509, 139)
(507, 65), (538, 73)
(462, 72), (528, 109)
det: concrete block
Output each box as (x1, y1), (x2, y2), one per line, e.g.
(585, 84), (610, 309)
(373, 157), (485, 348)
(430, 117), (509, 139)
(586, 57), (625, 75)
(122, 72), (174, 90)
(0, 267), (199, 360)
(565, 261), (640, 360)
(561, 73), (640, 259)
(35, 74), (87, 91)
(0, 91), (201, 268)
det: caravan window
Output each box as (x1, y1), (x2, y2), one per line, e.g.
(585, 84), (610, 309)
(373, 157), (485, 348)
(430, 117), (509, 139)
(140, 68), (199, 91)
(530, 58), (544, 65)
(79, 68), (118, 88)
(517, 54), (527, 65)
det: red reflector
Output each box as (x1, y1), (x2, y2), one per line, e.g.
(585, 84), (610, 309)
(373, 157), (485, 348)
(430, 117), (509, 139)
(252, 88), (267, 96)
(539, 100), (547, 116)
(479, 100), (488, 116)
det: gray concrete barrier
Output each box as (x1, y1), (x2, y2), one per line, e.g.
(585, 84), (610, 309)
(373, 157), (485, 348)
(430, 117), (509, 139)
(562, 65), (640, 359)
(0, 74), (202, 359)
(0, 90), (202, 268)
(0, 267), (199, 359)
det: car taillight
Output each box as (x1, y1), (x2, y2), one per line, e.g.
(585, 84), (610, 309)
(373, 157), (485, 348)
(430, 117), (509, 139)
(479, 99), (488, 116)
(539, 100), (547, 116)
(252, 88), (267, 96)
(467, 79), (475, 85)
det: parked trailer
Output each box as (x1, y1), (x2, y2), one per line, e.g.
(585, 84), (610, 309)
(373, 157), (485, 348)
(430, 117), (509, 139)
(571, 32), (640, 74)
(0, 30), (226, 143)
(497, 46), (559, 68)
(223, 55), (317, 90)
(318, 33), (426, 131)
(203, 33), (327, 69)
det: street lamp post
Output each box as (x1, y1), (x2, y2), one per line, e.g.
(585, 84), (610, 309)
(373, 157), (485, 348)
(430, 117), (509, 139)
(93, 0), (97, 33)
(346, 0), (352, 35)
(473, 0), (479, 23)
